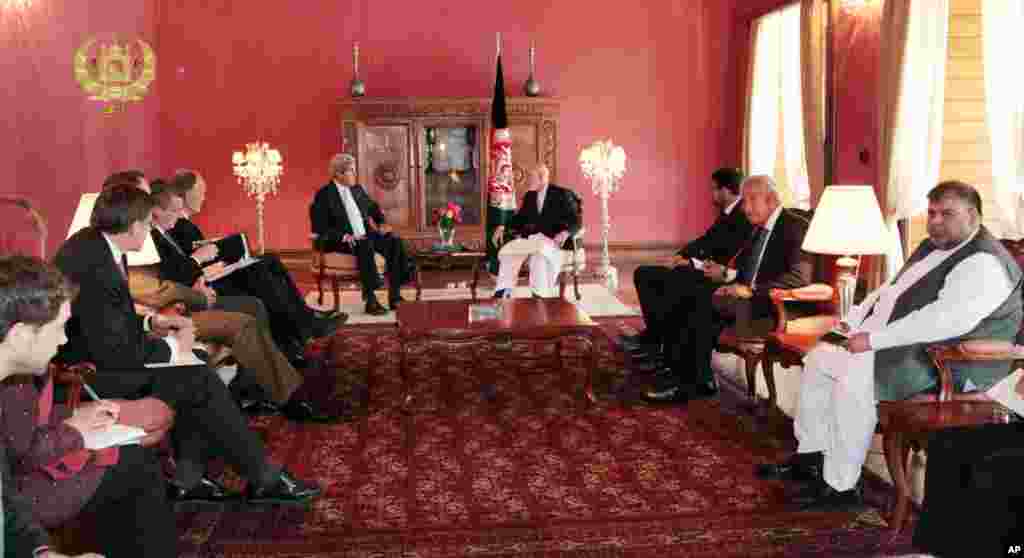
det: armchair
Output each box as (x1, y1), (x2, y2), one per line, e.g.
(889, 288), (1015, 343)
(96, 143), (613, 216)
(310, 233), (387, 311)
(502, 190), (586, 300)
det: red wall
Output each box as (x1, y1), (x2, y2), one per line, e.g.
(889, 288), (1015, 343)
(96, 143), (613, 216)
(154, 0), (739, 250)
(0, 0), (163, 256)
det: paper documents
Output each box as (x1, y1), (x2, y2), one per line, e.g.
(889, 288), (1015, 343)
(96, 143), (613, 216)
(469, 304), (503, 322)
(985, 368), (1024, 417)
(82, 423), (147, 450)
(204, 256), (261, 283)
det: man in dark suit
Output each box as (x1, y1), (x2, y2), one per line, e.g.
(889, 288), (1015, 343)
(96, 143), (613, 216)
(310, 153), (413, 315)
(54, 184), (321, 506)
(164, 170), (344, 347)
(149, 184), (343, 423)
(622, 167), (752, 360)
(642, 175), (813, 404)
(490, 164), (581, 298)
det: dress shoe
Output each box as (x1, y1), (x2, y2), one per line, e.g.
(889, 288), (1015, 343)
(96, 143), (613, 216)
(311, 314), (345, 339)
(619, 332), (655, 346)
(364, 297), (389, 316)
(247, 469), (322, 505)
(493, 288), (511, 299)
(281, 398), (341, 423)
(791, 478), (864, 512)
(629, 355), (665, 373)
(241, 399), (281, 417)
(167, 477), (238, 504)
(689, 380), (719, 399)
(640, 385), (689, 405)
(756, 451), (823, 482)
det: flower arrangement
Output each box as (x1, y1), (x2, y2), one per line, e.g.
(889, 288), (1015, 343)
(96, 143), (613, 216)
(431, 202), (463, 230)
(431, 202), (463, 247)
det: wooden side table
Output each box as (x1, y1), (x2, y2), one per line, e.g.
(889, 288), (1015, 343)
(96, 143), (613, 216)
(760, 332), (826, 408)
(412, 249), (486, 301)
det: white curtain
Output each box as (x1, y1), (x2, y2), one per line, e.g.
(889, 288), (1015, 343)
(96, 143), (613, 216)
(982, 0), (1024, 239)
(878, 0), (948, 279)
(747, 4), (811, 209)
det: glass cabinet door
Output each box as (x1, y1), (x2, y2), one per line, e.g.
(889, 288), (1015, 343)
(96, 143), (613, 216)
(421, 125), (482, 228)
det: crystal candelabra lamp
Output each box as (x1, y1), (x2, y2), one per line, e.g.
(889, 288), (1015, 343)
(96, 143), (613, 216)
(802, 185), (888, 319)
(232, 142), (283, 255)
(579, 139), (626, 291)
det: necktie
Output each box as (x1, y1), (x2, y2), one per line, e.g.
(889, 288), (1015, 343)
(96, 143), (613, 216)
(120, 254), (129, 280)
(738, 226), (768, 286)
(161, 228), (187, 258)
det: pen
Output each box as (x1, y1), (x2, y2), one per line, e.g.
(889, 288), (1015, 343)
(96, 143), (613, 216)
(81, 382), (102, 402)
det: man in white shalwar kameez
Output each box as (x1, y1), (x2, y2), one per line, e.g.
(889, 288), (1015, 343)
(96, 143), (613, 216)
(757, 181), (1022, 511)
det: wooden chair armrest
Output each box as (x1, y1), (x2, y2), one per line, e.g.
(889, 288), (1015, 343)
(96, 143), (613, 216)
(926, 341), (1024, 402)
(768, 283), (835, 333)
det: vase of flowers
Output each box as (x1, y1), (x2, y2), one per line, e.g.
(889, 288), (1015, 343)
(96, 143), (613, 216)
(432, 202), (462, 248)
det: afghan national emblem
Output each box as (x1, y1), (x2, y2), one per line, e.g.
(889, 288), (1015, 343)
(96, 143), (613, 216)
(73, 36), (156, 111)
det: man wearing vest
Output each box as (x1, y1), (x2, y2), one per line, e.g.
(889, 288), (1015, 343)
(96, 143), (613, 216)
(757, 181), (1023, 511)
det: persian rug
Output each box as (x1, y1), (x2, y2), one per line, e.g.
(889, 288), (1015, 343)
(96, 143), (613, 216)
(177, 318), (916, 557)
(303, 283), (641, 324)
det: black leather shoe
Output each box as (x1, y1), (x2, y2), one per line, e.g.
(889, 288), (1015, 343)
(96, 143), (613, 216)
(313, 309), (346, 322)
(619, 332), (654, 346)
(493, 288), (511, 299)
(689, 380), (719, 399)
(311, 314), (345, 339)
(281, 399), (341, 423)
(365, 297), (388, 316)
(247, 469), (322, 505)
(640, 385), (689, 405)
(241, 399), (281, 417)
(756, 452), (823, 482)
(792, 479), (864, 512)
(629, 355), (665, 373)
(167, 477), (238, 504)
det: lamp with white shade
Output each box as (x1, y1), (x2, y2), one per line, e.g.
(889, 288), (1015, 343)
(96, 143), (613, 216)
(801, 185), (888, 318)
(66, 193), (161, 266)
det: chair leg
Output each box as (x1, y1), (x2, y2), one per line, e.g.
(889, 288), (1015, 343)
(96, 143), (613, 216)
(331, 277), (340, 313)
(317, 274), (325, 306)
(762, 357), (777, 407)
(743, 354), (758, 401)
(559, 274), (567, 300)
(573, 270), (581, 301)
(883, 431), (913, 532)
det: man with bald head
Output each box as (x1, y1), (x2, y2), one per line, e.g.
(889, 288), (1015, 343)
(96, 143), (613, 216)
(491, 163), (581, 298)
(643, 175), (813, 404)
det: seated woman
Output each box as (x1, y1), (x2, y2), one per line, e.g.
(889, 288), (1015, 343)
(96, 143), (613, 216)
(0, 255), (176, 558)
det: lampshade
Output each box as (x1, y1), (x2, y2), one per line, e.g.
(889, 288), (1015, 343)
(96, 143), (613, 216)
(66, 193), (161, 266)
(802, 185), (888, 255)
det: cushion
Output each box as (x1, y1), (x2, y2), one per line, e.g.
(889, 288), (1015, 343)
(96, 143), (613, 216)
(312, 251), (387, 275)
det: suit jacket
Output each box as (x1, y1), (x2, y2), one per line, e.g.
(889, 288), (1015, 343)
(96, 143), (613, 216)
(54, 227), (172, 370)
(0, 378), (104, 529)
(508, 184), (581, 246)
(151, 227), (204, 286)
(168, 217), (205, 254)
(310, 182), (386, 252)
(679, 205), (753, 265)
(734, 208), (813, 293)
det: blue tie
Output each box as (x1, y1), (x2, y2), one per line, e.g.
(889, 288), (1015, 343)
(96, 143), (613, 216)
(738, 226), (768, 286)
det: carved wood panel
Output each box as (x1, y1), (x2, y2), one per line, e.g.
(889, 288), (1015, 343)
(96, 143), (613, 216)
(358, 124), (413, 228)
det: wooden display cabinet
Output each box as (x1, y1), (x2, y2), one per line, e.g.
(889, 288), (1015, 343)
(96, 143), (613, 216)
(338, 97), (560, 250)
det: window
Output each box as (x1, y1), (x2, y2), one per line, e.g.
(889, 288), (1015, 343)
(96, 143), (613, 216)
(908, 0), (991, 247)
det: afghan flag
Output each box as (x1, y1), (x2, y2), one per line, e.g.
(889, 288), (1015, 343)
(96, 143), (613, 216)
(485, 51), (516, 274)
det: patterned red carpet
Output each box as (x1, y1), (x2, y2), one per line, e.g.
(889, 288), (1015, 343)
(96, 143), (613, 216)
(177, 318), (916, 557)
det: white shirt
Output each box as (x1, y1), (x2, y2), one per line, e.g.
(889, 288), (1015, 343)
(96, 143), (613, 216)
(844, 229), (1015, 351)
(102, 232), (179, 363)
(723, 197), (742, 216)
(536, 184), (548, 213)
(748, 204), (783, 287)
(334, 180), (366, 237)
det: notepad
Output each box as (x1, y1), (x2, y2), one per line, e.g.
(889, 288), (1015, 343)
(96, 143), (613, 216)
(690, 258), (705, 270)
(986, 369), (1024, 417)
(82, 423), (147, 450)
(203, 256), (262, 283)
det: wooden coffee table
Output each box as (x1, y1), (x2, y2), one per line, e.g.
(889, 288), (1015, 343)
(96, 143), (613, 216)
(395, 298), (599, 410)
(411, 248), (487, 301)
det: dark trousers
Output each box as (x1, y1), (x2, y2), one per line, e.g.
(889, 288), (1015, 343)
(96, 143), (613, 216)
(214, 254), (315, 343)
(76, 444), (176, 558)
(633, 265), (710, 345)
(336, 231), (410, 300)
(914, 422), (1024, 557)
(89, 364), (271, 490)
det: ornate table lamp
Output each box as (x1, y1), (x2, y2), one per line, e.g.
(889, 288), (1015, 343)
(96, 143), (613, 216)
(232, 142), (282, 255)
(801, 185), (888, 318)
(579, 139), (626, 291)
